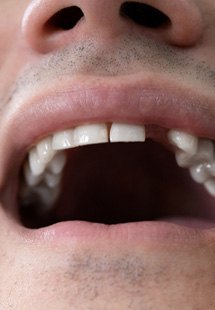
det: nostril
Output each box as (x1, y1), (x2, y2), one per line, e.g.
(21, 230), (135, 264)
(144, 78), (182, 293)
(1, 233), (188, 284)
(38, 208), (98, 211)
(120, 2), (170, 29)
(45, 6), (84, 31)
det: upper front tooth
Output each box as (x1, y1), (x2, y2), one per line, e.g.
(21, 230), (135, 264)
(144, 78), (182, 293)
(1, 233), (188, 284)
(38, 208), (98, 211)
(168, 130), (198, 155)
(52, 129), (75, 151)
(110, 123), (146, 143)
(29, 148), (46, 176)
(73, 124), (108, 146)
(36, 137), (56, 163)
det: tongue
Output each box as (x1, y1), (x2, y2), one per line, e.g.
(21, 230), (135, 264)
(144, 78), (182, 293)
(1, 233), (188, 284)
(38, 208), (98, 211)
(51, 141), (212, 225)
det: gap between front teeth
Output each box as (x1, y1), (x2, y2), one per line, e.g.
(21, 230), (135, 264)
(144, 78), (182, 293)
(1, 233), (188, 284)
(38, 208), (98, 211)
(20, 124), (215, 212)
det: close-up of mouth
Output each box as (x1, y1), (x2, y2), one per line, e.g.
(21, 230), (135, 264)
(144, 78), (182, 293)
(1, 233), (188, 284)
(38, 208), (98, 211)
(1, 0), (215, 308)
(2, 81), (215, 241)
(18, 122), (215, 230)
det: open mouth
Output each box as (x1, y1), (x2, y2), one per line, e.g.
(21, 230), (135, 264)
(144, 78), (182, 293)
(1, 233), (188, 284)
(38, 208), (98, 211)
(18, 122), (215, 230)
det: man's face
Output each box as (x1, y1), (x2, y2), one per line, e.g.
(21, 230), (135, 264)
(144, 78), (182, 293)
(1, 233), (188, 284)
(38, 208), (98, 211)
(0, 0), (215, 308)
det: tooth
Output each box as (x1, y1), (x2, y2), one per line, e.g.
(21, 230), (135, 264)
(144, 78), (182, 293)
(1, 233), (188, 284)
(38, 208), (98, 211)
(29, 148), (46, 176)
(36, 137), (56, 164)
(195, 140), (214, 162)
(175, 139), (214, 168)
(110, 123), (146, 142)
(73, 124), (108, 146)
(48, 152), (66, 174)
(168, 130), (198, 154)
(189, 163), (210, 184)
(24, 162), (43, 186)
(52, 129), (75, 150)
(206, 162), (215, 177)
(175, 151), (194, 168)
(31, 185), (60, 210)
(204, 178), (215, 197)
(44, 171), (62, 188)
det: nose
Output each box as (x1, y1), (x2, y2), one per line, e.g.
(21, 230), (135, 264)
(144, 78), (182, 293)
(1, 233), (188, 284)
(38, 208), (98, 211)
(22, 0), (203, 53)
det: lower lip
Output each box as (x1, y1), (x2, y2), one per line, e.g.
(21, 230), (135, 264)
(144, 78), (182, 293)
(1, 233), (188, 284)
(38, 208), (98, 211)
(25, 219), (215, 246)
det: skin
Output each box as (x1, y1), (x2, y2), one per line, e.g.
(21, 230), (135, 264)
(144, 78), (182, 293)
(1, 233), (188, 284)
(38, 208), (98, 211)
(0, 0), (215, 309)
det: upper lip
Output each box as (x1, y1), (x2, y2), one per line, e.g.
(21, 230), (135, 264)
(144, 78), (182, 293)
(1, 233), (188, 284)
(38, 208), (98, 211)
(0, 75), (215, 211)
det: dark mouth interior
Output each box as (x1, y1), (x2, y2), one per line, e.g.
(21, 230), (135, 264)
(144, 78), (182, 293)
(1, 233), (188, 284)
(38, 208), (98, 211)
(19, 140), (215, 229)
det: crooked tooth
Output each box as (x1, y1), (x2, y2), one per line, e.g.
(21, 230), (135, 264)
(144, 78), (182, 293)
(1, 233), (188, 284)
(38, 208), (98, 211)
(52, 129), (75, 150)
(73, 124), (108, 146)
(168, 130), (198, 155)
(29, 147), (46, 176)
(36, 137), (56, 164)
(110, 123), (146, 142)
(24, 162), (43, 187)
(44, 171), (62, 188)
(48, 152), (66, 174)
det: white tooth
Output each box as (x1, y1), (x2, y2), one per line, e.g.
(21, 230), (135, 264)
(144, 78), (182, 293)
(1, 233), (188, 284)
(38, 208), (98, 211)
(189, 163), (210, 184)
(44, 171), (62, 188)
(36, 137), (56, 164)
(206, 162), (215, 177)
(24, 162), (43, 187)
(168, 130), (198, 154)
(175, 139), (214, 168)
(29, 148), (46, 176)
(175, 151), (194, 168)
(110, 123), (146, 143)
(48, 152), (66, 174)
(52, 129), (75, 150)
(204, 178), (215, 197)
(73, 124), (108, 146)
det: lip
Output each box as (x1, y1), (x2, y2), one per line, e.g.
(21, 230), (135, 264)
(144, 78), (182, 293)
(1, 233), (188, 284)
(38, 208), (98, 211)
(1, 75), (215, 244)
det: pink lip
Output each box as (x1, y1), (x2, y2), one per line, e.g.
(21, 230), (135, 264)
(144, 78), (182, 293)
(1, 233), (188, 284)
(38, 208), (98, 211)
(1, 76), (215, 244)
(19, 220), (215, 247)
